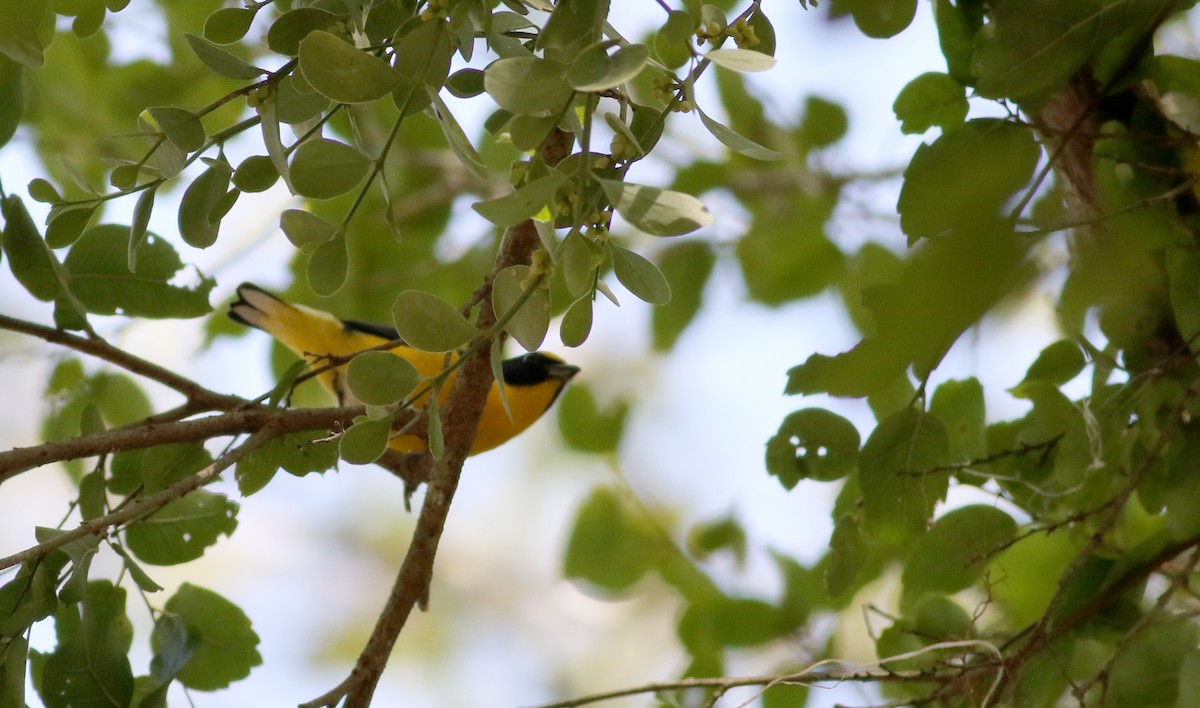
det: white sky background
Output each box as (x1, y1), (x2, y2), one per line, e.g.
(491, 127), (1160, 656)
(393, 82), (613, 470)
(0, 2), (1074, 707)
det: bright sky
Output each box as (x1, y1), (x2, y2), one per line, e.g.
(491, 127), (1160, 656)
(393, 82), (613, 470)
(0, 4), (1067, 707)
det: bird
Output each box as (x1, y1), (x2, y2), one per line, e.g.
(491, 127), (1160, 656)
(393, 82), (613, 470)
(228, 282), (579, 455)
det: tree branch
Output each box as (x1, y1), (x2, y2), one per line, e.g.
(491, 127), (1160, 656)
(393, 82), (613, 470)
(0, 405), (371, 484)
(0, 313), (244, 408)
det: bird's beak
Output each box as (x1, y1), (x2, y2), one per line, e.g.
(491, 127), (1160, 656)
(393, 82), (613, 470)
(548, 363), (581, 381)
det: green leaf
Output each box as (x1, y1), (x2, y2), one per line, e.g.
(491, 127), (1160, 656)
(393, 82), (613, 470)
(825, 513), (867, 597)
(598, 179), (714, 236)
(737, 194), (843, 306)
(858, 409), (950, 541)
(339, 416), (393, 465)
(900, 505), (1017, 610)
(427, 395), (444, 459)
(971, 0), (1095, 102)
(933, 0), (978, 85)
(267, 7), (339, 56)
(1, 633), (28, 708)
(556, 383), (626, 454)
(492, 264), (551, 351)
(178, 161), (232, 249)
(125, 491), (239, 566)
(298, 30), (402, 104)
(3, 194), (61, 301)
(568, 42), (649, 91)
(203, 7), (255, 44)
(766, 408), (861, 488)
(0, 558), (62, 637)
(38, 581), (133, 708)
(484, 56), (573, 115)
(652, 242), (714, 351)
(892, 72), (968, 134)
(446, 68), (485, 98)
(538, 0), (608, 54)
(306, 235), (348, 296)
(929, 377), (986, 462)
(27, 177), (59, 204)
(290, 138), (371, 199)
(798, 95), (849, 150)
(1110, 622), (1198, 707)
(280, 209), (337, 248)
(232, 155), (279, 193)
(898, 119), (1039, 241)
(838, 0), (918, 38)
(429, 93), (489, 180)
(184, 33), (264, 80)
(148, 613), (195, 686)
(560, 294), (593, 347)
(347, 351), (419, 406)
(687, 515), (746, 564)
(0, 0), (48, 67)
(145, 106), (206, 152)
(163, 583), (262, 690)
(654, 10), (695, 69)
(64, 225), (215, 318)
(473, 174), (567, 227)
(610, 243), (670, 305)
(705, 47), (776, 72)
(560, 232), (603, 299)
(128, 185), (156, 269)
(697, 107), (782, 161)
(1010, 339), (1086, 397)
(45, 204), (97, 248)
(109, 542), (163, 593)
(391, 290), (478, 352)
(564, 487), (660, 594)
(988, 531), (1079, 627)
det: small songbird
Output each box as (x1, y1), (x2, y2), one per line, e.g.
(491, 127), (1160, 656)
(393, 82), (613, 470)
(228, 283), (579, 455)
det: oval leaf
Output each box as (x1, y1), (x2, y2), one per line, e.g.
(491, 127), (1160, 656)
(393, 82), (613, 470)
(298, 30), (402, 104)
(705, 48), (776, 73)
(598, 179), (714, 236)
(492, 265), (551, 351)
(290, 138), (370, 200)
(347, 351), (419, 406)
(391, 290), (478, 352)
(610, 244), (671, 305)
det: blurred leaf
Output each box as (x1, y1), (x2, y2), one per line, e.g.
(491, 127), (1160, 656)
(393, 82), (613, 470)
(988, 531), (1080, 627)
(859, 409), (950, 541)
(299, 30), (402, 104)
(899, 119), (1039, 241)
(391, 290), (477, 352)
(798, 95), (849, 150)
(972, 0), (1095, 102)
(0, 0), (48, 67)
(1110, 621), (1198, 707)
(687, 515), (746, 564)
(38, 581), (133, 708)
(347, 351), (418, 406)
(893, 72), (968, 134)
(125, 491), (238, 566)
(64, 225), (215, 318)
(557, 383), (626, 454)
(290, 138), (371, 199)
(0, 55), (24, 149)
(738, 193), (843, 306)
(564, 487), (660, 594)
(825, 512), (867, 597)
(655, 10), (694, 69)
(933, 0), (978, 84)
(901, 505), (1017, 610)
(835, 0), (918, 38)
(1010, 340), (1086, 398)
(929, 377), (986, 462)
(652, 241), (714, 351)
(766, 408), (861, 488)
(538, 0), (608, 54)
(163, 583), (262, 690)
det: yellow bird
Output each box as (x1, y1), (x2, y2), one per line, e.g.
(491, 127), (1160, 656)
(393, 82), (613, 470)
(228, 283), (579, 455)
